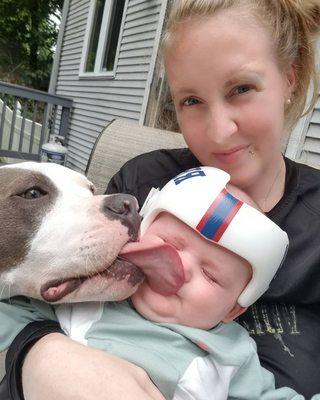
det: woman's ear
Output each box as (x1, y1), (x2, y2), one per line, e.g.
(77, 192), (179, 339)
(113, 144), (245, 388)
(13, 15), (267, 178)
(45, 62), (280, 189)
(222, 303), (247, 323)
(285, 62), (297, 97)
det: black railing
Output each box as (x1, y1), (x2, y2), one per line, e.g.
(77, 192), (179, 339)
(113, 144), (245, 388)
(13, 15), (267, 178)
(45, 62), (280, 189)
(0, 81), (73, 162)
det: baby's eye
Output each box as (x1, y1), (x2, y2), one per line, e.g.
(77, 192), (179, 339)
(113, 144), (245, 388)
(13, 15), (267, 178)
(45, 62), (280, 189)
(183, 97), (200, 106)
(201, 268), (217, 284)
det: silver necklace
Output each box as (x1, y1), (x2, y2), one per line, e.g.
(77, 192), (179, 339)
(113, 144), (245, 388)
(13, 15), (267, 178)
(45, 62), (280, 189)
(248, 147), (284, 211)
(262, 167), (283, 211)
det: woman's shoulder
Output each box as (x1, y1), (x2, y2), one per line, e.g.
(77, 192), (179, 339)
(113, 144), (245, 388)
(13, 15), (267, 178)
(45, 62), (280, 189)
(288, 156), (320, 173)
(286, 157), (320, 186)
(118, 147), (200, 188)
(285, 157), (320, 212)
(124, 147), (197, 171)
(107, 148), (200, 205)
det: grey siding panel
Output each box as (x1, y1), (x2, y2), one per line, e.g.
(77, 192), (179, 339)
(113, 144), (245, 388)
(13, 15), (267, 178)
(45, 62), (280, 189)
(306, 123), (320, 139)
(55, 0), (164, 172)
(311, 109), (320, 124)
(299, 93), (320, 166)
(56, 85), (145, 96)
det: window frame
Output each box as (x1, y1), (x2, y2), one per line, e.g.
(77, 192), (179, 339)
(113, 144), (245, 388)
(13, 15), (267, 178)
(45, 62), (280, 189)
(79, 0), (127, 79)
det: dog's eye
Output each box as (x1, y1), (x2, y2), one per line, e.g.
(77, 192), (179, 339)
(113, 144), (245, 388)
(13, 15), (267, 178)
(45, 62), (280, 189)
(20, 188), (46, 200)
(89, 184), (96, 194)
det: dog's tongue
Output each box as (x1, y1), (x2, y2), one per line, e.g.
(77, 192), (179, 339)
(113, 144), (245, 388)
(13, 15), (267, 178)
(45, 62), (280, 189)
(119, 242), (185, 295)
(41, 243), (185, 302)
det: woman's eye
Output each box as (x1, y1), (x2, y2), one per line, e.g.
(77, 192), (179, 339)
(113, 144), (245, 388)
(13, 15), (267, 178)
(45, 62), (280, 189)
(19, 188), (46, 200)
(183, 97), (199, 106)
(233, 85), (251, 96)
(202, 268), (217, 284)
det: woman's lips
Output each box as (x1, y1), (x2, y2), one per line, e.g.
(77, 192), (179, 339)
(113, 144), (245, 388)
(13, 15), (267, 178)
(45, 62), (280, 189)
(213, 145), (250, 164)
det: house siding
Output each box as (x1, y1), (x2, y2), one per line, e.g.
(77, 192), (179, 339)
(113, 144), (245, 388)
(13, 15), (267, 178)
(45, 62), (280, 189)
(55, 0), (166, 172)
(285, 42), (320, 166)
(299, 95), (320, 166)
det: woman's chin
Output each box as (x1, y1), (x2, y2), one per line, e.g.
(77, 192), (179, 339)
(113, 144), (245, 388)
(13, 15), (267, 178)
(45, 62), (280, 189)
(199, 155), (256, 186)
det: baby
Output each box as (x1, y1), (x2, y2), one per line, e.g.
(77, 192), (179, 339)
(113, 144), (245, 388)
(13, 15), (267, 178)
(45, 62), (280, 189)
(57, 166), (310, 399)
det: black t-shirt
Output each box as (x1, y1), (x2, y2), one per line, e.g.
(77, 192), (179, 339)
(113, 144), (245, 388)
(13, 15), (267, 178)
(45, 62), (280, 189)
(3, 148), (320, 398)
(239, 156), (320, 397)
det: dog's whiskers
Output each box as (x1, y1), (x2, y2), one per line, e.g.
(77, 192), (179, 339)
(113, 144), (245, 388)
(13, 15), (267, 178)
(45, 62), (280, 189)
(85, 254), (103, 279)
(0, 282), (13, 303)
(84, 255), (93, 278)
(0, 283), (7, 299)
(39, 271), (49, 283)
(8, 283), (12, 300)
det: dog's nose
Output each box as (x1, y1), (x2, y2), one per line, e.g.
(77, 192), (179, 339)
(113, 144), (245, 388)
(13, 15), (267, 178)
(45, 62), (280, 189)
(103, 194), (140, 240)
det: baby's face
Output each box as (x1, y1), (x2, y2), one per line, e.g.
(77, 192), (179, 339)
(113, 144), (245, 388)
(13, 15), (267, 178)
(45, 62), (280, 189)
(131, 212), (251, 329)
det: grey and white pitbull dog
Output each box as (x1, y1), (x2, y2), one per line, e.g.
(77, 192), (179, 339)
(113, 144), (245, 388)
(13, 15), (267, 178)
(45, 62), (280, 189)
(0, 161), (145, 303)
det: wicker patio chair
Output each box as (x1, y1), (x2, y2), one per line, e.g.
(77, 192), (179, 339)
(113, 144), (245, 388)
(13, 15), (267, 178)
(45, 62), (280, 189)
(86, 119), (187, 194)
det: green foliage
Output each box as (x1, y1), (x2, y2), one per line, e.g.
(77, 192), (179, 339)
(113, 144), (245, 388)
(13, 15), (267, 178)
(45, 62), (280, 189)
(0, 0), (63, 91)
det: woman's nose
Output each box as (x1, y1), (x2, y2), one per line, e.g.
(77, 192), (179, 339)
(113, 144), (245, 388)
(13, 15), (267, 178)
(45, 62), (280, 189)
(206, 104), (237, 144)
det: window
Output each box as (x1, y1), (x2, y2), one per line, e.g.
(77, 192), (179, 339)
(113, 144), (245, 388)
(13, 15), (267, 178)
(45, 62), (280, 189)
(80, 0), (126, 77)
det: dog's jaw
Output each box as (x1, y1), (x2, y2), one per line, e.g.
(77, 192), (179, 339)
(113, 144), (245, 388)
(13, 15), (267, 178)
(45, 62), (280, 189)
(40, 257), (144, 302)
(0, 162), (143, 303)
(1, 197), (143, 302)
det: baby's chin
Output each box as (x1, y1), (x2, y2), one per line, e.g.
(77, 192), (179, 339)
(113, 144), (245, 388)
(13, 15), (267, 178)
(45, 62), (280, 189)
(131, 287), (222, 329)
(131, 285), (180, 324)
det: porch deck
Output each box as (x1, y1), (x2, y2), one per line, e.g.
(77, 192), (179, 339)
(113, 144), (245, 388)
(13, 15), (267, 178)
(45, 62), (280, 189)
(0, 81), (73, 163)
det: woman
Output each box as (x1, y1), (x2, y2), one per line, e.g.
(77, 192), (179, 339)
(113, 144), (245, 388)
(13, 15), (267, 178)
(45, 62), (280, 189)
(3, 1), (320, 399)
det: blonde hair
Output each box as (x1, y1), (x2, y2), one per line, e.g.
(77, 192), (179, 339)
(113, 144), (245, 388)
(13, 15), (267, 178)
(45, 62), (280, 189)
(162, 0), (320, 131)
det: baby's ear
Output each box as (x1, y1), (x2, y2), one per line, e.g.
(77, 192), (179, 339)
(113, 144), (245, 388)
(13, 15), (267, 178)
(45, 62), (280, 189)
(222, 304), (247, 323)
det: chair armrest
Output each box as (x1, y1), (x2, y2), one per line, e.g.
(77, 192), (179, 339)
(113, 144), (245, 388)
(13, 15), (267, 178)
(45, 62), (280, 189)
(86, 119), (186, 194)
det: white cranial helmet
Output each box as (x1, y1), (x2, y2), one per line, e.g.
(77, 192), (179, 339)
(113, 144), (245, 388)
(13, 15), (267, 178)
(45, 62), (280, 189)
(140, 167), (289, 307)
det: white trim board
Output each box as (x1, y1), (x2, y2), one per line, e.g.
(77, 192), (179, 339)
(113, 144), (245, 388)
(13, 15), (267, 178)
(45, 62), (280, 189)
(140, 0), (169, 125)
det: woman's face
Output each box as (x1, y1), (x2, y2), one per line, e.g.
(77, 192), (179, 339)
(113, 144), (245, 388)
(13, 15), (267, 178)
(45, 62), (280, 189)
(165, 10), (295, 190)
